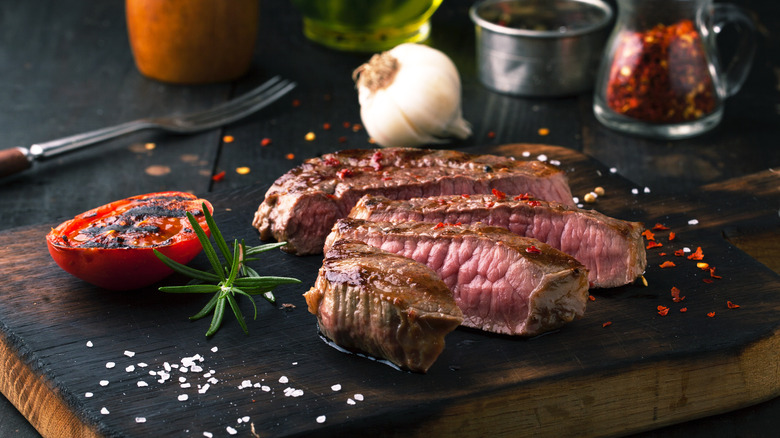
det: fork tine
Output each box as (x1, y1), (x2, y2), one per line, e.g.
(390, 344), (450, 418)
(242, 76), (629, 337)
(178, 79), (296, 130)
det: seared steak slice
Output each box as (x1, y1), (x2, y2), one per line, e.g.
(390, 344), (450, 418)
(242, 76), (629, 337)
(349, 194), (646, 288)
(324, 219), (589, 337)
(304, 240), (463, 373)
(253, 148), (574, 255)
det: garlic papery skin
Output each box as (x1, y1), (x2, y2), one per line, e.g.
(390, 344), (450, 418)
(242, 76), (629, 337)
(353, 43), (472, 148)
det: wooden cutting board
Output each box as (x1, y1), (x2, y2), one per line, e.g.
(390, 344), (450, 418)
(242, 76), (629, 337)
(1, 144), (778, 438)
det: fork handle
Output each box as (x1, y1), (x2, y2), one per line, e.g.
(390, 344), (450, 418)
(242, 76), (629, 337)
(0, 147), (31, 179)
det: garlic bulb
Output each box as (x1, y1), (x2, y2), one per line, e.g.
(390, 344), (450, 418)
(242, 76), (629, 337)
(353, 43), (472, 148)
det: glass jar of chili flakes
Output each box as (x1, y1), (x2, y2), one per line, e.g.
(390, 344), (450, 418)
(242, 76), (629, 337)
(593, 0), (756, 139)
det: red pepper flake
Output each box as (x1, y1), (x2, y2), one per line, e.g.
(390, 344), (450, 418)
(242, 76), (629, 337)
(651, 223), (670, 231)
(658, 252), (667, 256)
(670, 286), (685, 303)
(726, 301), (740, 309)
(491, 188), (506, 199)
(342, 121), (351, 129)
(352, 123), (362, 132)
(707, 312), (716, 318)
(687, 247), (704, 260)
(513, 193), (531, 201)
(260, 138), (272, 147)
(696, 262), (709, 270)
(668, 232), (676, 241)
(292, 99), (301, 107)
(646, 241), (663, 249)
(525, 245), (542, 254)
(323, 157), (341, 166)
(605, 19), (717, 124)
(702, 278), (714, 284)
(709, 267), (722, 279)
(211, 170), (226, 182)
(537, 127), (550, 136)
(602, 321), (612, 328)
(323, 122), (331, 130)
(674, 249), (686, 257)
(659, 261), (676, 268)
(487, 131), (496, 139)
(680, 307), (688, 313)
(285, 153), (295, 160)
(336, 168), (354, 179)
(338, 136), (348, 144)
(657, 306), (670, 316)
(588, 295), (596, 302)
(222, 135), (234, 143)
(642, 229), (655, 241)
(370, 151), (383, 171)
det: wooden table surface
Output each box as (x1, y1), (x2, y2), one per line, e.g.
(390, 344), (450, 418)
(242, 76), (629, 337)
(0, 1), (778, 437)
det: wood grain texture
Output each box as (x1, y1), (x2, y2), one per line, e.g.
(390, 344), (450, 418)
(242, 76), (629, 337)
(0, 144), (777, 438)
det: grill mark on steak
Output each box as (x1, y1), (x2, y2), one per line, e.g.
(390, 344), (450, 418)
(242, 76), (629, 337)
(303, 240), (464, 373)
(324, 219), (589, 337)
(253, 148), (575, 255)
(349, 194), (647, 288)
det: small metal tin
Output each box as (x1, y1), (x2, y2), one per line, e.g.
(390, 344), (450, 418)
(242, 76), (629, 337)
(470, 0), (613, 96)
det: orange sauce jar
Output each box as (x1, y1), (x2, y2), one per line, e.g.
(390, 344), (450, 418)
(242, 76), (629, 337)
(126, 0), (259, 84)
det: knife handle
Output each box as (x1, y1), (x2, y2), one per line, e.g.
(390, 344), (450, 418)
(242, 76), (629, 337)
(0, 147), (32, 179)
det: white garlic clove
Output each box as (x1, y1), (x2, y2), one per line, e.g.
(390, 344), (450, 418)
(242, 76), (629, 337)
(354, 43), (472, 148)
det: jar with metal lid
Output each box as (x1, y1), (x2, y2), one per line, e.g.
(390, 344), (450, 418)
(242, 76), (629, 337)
(592, 0), (756, 139)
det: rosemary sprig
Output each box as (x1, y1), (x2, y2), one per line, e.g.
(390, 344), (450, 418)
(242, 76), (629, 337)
(153, 203), (300, 337)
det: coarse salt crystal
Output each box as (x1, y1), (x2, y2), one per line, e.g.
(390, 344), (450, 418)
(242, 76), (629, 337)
(180, 368), (189, 373)
(124, 350), (135, 357)
(226, 426), (237, 435)
(261, 385), (271, 392)
(164, 362), (171, 372)
(242, 416), (250, 423)
(279, 376), (289, 384)
(211, 346), (218, 353)
(572, 197), (579, 204)
(179, 377), (187, 383)
(190, 365), (203, 373)
(85, 392), (93, 398)
(203, 433), (213, 438)
(178, 394), (189, 402)
(316, 415), (326, 424)
(537, 154), (548, 162)
(331, 384), (342, 391)
(203, 373), (212, 378)
(208, 377), (218, 385)
(99, 380), (109, 387)
(688, 219), (699, 225)
(609, 167), (618, 174)
(106, 362), (115, 369)
(354, 394), (364, 401)
(240, 380), (252, 389)
(181, 383), (191, 389)
(631, 188), (639, 195)
(135, 417), (146, 423)
(292, 362), (298, 365)
(644, 187), (651, 193)
(198, 384), (210, 394)
(100, 407), (109, 415)
(86, 341), (93, 348)
(347, 399), (356, 405)
(550, 159), (561, 166)
(125, 365), (135, 372)
(683, 247), (691, 253)
(137, 362), (148, 368)
(137, 381), (148, 388)
(522, 151), (531, 157)
(149, 370), (157, 376)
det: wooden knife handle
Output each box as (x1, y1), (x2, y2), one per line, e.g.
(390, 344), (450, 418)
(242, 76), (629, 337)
(0, 147), (32, 179)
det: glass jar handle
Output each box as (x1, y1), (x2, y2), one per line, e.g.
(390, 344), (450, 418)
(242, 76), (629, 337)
(712, 3), (756, 97)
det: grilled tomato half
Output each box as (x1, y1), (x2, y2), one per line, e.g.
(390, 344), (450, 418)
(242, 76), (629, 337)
(46, 191), (213, 290)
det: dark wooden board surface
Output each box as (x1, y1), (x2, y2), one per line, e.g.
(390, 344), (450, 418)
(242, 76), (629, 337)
(0, 144), (778, 438)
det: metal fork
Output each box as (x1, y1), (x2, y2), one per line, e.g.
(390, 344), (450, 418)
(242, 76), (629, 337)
(0, 76), (296, 179)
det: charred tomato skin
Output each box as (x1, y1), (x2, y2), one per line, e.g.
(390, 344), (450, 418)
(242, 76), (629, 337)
(46, 191), (213, 291)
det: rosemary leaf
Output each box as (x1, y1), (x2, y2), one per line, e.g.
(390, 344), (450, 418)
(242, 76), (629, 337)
(205, 298), (226, 337)
(190, 292), (221, 321)
(186, 212), (225, 280)
(202, 203), (233, 266)
(154, 250), (221, 283)
(225, 293), (248, 334)
(159, 284), (220, 294)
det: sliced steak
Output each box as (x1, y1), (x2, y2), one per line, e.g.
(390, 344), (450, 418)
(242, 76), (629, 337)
(324, 219), (589, 337)
(349, 194), (646, 288)
(304, 240), (463, 373)
(253, 148), (574, 255)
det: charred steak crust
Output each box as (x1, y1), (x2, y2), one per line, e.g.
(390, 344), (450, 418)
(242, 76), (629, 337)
(349, 194), (647, 288)
(253, 148), (575, 255)
(324, 218), (590, 337)
(303, 240), (464, 373)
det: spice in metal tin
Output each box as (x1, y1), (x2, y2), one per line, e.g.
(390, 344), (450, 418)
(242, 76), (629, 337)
(605, 19), (717, 124)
